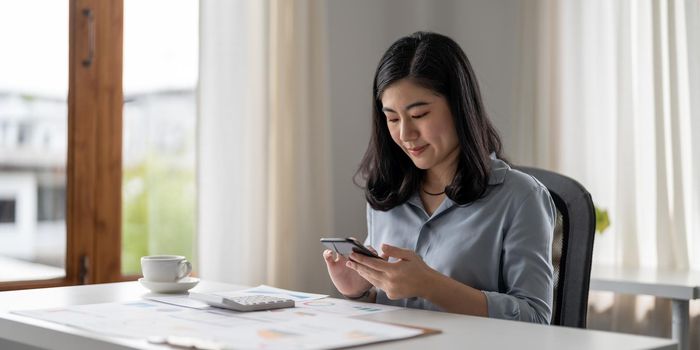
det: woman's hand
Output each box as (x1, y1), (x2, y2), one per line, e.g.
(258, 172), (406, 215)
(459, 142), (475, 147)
(323, 249), (373, 297)
(345, 244), (437, 300)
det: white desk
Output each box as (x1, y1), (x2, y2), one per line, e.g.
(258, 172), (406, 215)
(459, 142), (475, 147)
(0, 281), (677, 350)
(591, 265), (700, 350)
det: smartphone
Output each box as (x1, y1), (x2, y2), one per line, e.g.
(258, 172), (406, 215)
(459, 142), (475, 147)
(320, 237), (382, 259)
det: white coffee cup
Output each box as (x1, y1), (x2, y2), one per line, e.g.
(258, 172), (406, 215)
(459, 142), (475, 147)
(140, 255), (192, 282)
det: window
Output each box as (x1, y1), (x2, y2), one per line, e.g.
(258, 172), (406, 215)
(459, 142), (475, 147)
(121, 0), (198, 276)
(0, 0), (124, 289)
(0, 0), (199, 290)
(0, 0), (68, 284)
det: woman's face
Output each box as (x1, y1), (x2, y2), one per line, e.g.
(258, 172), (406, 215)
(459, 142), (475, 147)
(381, 79), (460, 174)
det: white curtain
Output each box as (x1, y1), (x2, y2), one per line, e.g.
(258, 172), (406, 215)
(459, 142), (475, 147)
(197, 0), (334, 294)
(519, 0), (700, 345)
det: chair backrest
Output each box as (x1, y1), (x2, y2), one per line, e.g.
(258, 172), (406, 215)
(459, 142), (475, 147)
(515, 166), (596, 328)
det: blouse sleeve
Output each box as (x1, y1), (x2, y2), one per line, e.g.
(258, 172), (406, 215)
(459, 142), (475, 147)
(482, 186), (555, 324)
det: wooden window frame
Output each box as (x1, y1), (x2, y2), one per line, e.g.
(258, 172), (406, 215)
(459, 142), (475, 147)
(0, 0), (124, 291)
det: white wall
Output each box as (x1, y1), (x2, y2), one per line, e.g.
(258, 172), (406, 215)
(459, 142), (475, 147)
(325, 0), (525, 239)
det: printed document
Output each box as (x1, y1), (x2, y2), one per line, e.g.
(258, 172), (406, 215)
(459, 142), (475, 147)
(14, 300), (424, 349)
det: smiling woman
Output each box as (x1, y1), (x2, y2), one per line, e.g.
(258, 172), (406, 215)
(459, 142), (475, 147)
(323, 32), (557, 325)
(381, 79), (460, 210)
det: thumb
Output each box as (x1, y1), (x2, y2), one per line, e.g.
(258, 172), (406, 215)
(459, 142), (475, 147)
(381, 244), (415, 260)
(323, 249), (334, 259)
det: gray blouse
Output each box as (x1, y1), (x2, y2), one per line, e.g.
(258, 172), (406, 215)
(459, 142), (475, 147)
(364, 155), (555, 324)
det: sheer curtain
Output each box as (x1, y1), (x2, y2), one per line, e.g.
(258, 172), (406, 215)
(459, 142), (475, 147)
(197, 0), (334, 293)
(519, 0), (699, 345)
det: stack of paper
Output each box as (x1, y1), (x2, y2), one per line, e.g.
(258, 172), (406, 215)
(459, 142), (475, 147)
(13, 285), (438, 350)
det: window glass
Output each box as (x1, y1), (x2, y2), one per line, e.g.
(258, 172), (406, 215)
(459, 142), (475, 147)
(0, 0), (67, 282)
(121, 0), (199, 275)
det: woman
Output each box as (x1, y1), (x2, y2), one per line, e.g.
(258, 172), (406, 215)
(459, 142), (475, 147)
(322, 32), (555, 324)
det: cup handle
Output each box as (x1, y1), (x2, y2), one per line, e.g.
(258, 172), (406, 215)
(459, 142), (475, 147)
(177, 260), (192, 280)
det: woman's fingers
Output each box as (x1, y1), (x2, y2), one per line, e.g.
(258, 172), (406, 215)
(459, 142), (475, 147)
(366, 245), (390, 261)
(323, 249), (338, 263)
(381, 244), (416, 260)
(323, 249), (333, 261)
(350, 252), (391, 271)
(355, 268), (381, 288)
(346, 259), (379, 277)
(345, 244), (430, 300)
(346, 260), (382, 286)
(323, 249), (348, 265)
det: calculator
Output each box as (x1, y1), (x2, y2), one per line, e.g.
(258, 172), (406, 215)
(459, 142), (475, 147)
(189, 292), (295, 312)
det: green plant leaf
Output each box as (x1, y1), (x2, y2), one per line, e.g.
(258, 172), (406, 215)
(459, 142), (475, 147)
(595, 206), (610, 234)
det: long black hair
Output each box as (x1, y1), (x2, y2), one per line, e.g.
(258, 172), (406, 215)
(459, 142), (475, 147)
(356, 31), (505, 211)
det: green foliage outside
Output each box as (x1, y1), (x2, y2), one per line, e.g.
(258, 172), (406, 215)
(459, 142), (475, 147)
(122, 156), (196, 276)
(595, 205), (610, 234)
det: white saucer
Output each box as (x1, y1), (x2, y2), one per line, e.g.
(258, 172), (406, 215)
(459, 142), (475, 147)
(138, 277), (199, 294)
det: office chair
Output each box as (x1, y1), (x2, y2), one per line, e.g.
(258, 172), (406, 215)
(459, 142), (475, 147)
(515, 166), (596, 328)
